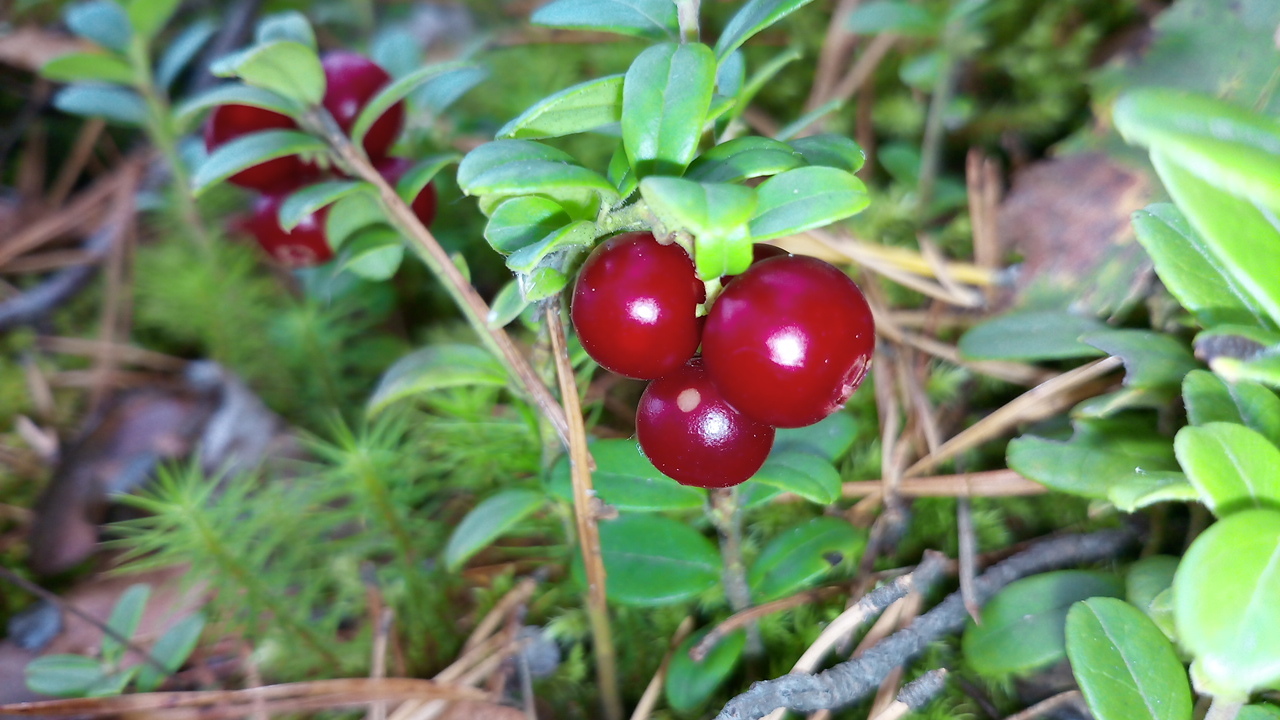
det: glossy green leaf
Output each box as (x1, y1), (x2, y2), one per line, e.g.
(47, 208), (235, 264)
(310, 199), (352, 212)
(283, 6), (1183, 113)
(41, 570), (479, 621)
(135, 613), (205, 692)
(499, 75), (624, 140)
(1081, 330), (1198, 391)
(547, 439), (705, 512)
(639, 177), (755, 278)
(748, 450), (841, 505)
(1175, 422), (1280, 516)
(367, 344), (508, 415)
(415, 65), (488, 113)
(1214, 353), (1280, 390)
(127, 0), (182, 40)
(1065, 598), (1193, 720)
(41, 52), (134, 85)
(1133, 204), (1273, 329)
(577, 515), (720, 606)
(666, 628), (746, 713)
(505, 221), (596, 274)
(86, 667), (136, 697)
(155, 20), (215, 91)
(963, 570), (1124, 677)
(173, 84), (298, 130)
(25, 654), (104, 698)
(342, 227), (404, 281)
(324, 191), (383, 250)
(66, 1), (132, 52)
(458, 141), (618, 212)
(788, 134), (865, 173)
(487, 281), (530, 329)
(279, 181), (364, 231)
(847, 0), (941, 36)
(521, 266), (570, 302)
(485, 197), (573, 255)
(211, 41), (325, 107)
(460, 140), (575, 183)
(721, 46), (802, 128)
(1126, 555), (1180, 616)
(773, 411), (859, 462)
(1008, 427), (1178, 501)
(1107, 471), (1198, 512)
(959, 310), (1107, 362)
(1183, 370), (1280, 447)
(607, 143), (637, 198)
(1240, 706), (1280, 720)
(622, 42), (716, 179)
(685, 136), (806, 184)
(1175, 509), (1280, 696)
(352, 62), (476, 149)
(54, 84), (147, 125)
(101, 584), (149, 664)
(444, 489), (546, 571)
(191, 130), (327, 195)
(530, 0), (679, 40)
(774, 98), (845, 142)
(1073, 387), (1171, 420)
(715, 0), (817, 60)
(254, 11), (316, 49)
(394, 153), (459, 207)
(749, 166), (869, 242)
(717, 50), (746, 98)
(748, 517), (865, 601)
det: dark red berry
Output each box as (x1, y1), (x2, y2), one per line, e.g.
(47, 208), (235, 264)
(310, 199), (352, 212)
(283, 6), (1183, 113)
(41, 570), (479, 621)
(571, 232), (702, 380)
(321, 51), (403, 160)
(241, 193), (334, 268)
(203, 104), (320, 193)
(636, 358), (775, 488)
(374, 157), (438, 228)
(723, 243), (790, 284)
(703, 255), (874, 428)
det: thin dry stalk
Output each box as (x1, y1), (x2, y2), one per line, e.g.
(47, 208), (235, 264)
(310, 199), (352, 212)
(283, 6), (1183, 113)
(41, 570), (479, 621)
(48, 118), (106, 208)
(37, 336), (187, 371)
(829, 33), (899, 105)
(546, 306), (621, 720)
(957, 498), (980, 622)
(1, 249), (97, 273)
(689, 586), (846, 662)
(241, 644), (268, 720)
(21, 356), (55, 422)
(831, 470), (1047, 500)
(797, 230), (996, 287)
(0, 157), (135, 268)
(404, 638), (528, 720)
(88, 165), (139, 412)
(630, 617), (696, 720)
(918, 235), (983, 307)
(1001, 690), (1083, 720)
(805, 0), (863, 111)
(366, 607), (395, 720)
(965, 150), (1002, 305)
(463, 577), (538, 652)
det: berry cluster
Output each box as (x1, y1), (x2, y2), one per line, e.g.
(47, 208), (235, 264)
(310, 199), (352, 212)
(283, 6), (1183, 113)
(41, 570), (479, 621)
(206, 52), (437, 267)
(571, 233), (875, 488)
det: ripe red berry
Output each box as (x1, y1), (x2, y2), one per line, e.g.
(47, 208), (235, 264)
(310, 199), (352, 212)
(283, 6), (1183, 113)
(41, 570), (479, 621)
(321, 51), (404, 160)
(374, 157), (438, 228)
(241, 193), (334, 268)
(703, 255), (874, 428)
(636, 358), (775, 488)
(571, 232), (702, 380)
(203, 104), (320, 193)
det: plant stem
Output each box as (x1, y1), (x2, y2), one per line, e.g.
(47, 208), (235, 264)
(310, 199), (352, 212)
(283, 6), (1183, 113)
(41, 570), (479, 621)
(916, 54), (956, 215)
(546, 303), (622, 720)
(710, 488), (763, 657)
(676, 0), (701, 43)
(1205, 698), (1245, 720)
(302, 110), (571, 449)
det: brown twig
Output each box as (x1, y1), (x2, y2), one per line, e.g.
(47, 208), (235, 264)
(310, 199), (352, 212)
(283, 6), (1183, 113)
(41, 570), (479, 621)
(1001, 690), (1083, 720)
(37, 336), (188, 371)
(88, 163), (139, 412)
(630, 617), (696, 720)
(957, 498), (981, 623)
(463, 577), (538, 652)
(47, 119), (106, 209)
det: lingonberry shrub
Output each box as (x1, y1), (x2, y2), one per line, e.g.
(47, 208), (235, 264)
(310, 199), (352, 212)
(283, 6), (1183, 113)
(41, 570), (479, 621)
(204, 104), (320, 193)
(239, 194), (333, 268)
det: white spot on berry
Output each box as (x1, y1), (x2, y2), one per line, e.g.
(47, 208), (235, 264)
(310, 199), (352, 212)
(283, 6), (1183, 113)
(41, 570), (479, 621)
(677, 388), (701, 412)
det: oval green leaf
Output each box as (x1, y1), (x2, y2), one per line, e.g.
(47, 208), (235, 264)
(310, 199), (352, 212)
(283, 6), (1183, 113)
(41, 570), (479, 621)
(962, 570), (1125, 677)
(1107, 471), (1198, 512)
(1066, 597), (1193, 720)
(530, 0), (679, 40)
(576, 514), (720, 606)
(444, 489), (546, 571)
(847, 0), (941, 37)
(485, 197), (573, 256)
(1174, 422), (1280, 516)
(1126, 555), (1180, 616)
(173, 84), (299, 131)
(748, 166), (870, 242)
(547, 439), (705, 512)
(25, 654), (105, 698)
(1008, 434), (1178, 501)
(254, 11), (316, 49)
(622, 42), (716, 179)
(156, 20), (215, 91)
(324, 190), (383, 250)
(1174, 508), (1280, 696)
(685, 136), (805, 184)
(959, 310), (1107, 361)
(748, 517), (866, 601)
(1080, 329), (1198, 391)
(749, 450), (841, 505)
(41, 52), (134, 85)
(280, 181), (365, 231)
(54, 84), (146, 125)
(341, 227), (404, 281)
(66, 0), (132, 52)
(127, 0), (182, 40)
(395, 153), (460, 207)
(367, 344), (508, 415)
(715, 0), (818, 60)
(101, 583), (149, 664)
(505, 221), (596, 274)
(487, 280), (530, 329)
(351, 62), (477, 149)
(499, 74), (624, 140)
(788, 134), (866, 173)
(666, 628), (747, 713)
(211, 40), (325, 107)
(773, 411), (860, 462)
(1182, 370), (1280, 448)
(135, 613), (205, 692)
(192, 129), (327, 195)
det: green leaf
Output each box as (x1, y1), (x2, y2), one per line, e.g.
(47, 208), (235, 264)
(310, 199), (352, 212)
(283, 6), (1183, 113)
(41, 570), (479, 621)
(1066, 598), (1193, 720)
(1214, 353), (1280, 390)
(1149, 153), (1280, 331)
(126, 0), (181, 40)
(211, 41), (325, 107)
(254, 11), (316, 49)
(1133, 204), (1273, 329)
(685, 136), (806, 184)
(607, 143), (637, 198)
(665, 628), (746, 713)
(352, 62), (477, 150)
(86, 667), (136, 698)
(42, 52), (134, 85)
(1175, 422), (1280, 516)
(715, 0), (818, 60)
(847, 0), (941, 36)
(341, 227), (404, 281)
(1008, 429), (1178, 501)
(191, 130), (327, 196)
(54, 84), (146, 125)
(395, 154), (459, 207)
(530, 0), (679, 40)
(775, 98), (844, 142)
(547, 439), (705, 512)
(577, 515), (720, 606)
(444, 489), (546, 571)
(460, 140), (576, 187)
(748, 450), (842, 505)
(959, 310), (1107, 362)
(717, 50), (746, 98)
(25, 655), (105, 698)
(324, 190), (383, 250)
(505, 221), (596, 274)
(173, 84), (298, 131)
(748, 517), (866, 601)
(622, 42), (716, 179)
(1107, 471), (1198, 512)
(748, 166), (869, 242)
(66, 1), (132, 52)
(415, 65), (488, 113)
(155, 20), (215, 91)
(1126, 555), (1180, 617)
(458, 141), (618, 215)
(101, 584), (149, 664)
(485, 197), (573, 256)
(487, 281), (530, 329)
(499, 75), (624, 140)
(1183, 370), (1280, 448)
(135, 613), (205, 692)
(1080, 330), (1198, 391)
(788, 134), (865, 173)
(1240, 706), (1280, 720)
(772, 411), (859, 461)
(639, 177), (756, 278)
(963, 570), (1125, 677)
(366, 344), (508, 415)
(521, 266), (570, 302)
(279, 181), (364, 231)
(1175, 508), (1280, 696)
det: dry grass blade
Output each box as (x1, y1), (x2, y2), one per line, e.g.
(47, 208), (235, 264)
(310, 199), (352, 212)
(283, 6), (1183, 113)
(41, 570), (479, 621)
(797, 230), (997, 287)
(463, 577), (537, 652)
(828, 33), (899, 105)
(1001, 690), (1083, 720)
(629, 616), (696, 720)
(874, 321), (1051, 387)
(37, 336), (188, 371)
(834, 469), (1047, 499)
(690, 586), (846, 662)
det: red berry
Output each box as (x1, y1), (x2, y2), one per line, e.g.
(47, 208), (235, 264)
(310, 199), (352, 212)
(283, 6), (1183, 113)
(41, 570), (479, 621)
(321, 52), (404, 160)
(703, 255), (874, 428)
(241, 193), (334, 268)
(374, 157), (438, 228)
(571, 232), (702, 380)
(636, 358), (775, 488)
(723, 243), (790, 284)
(203, 104), (320, 193)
